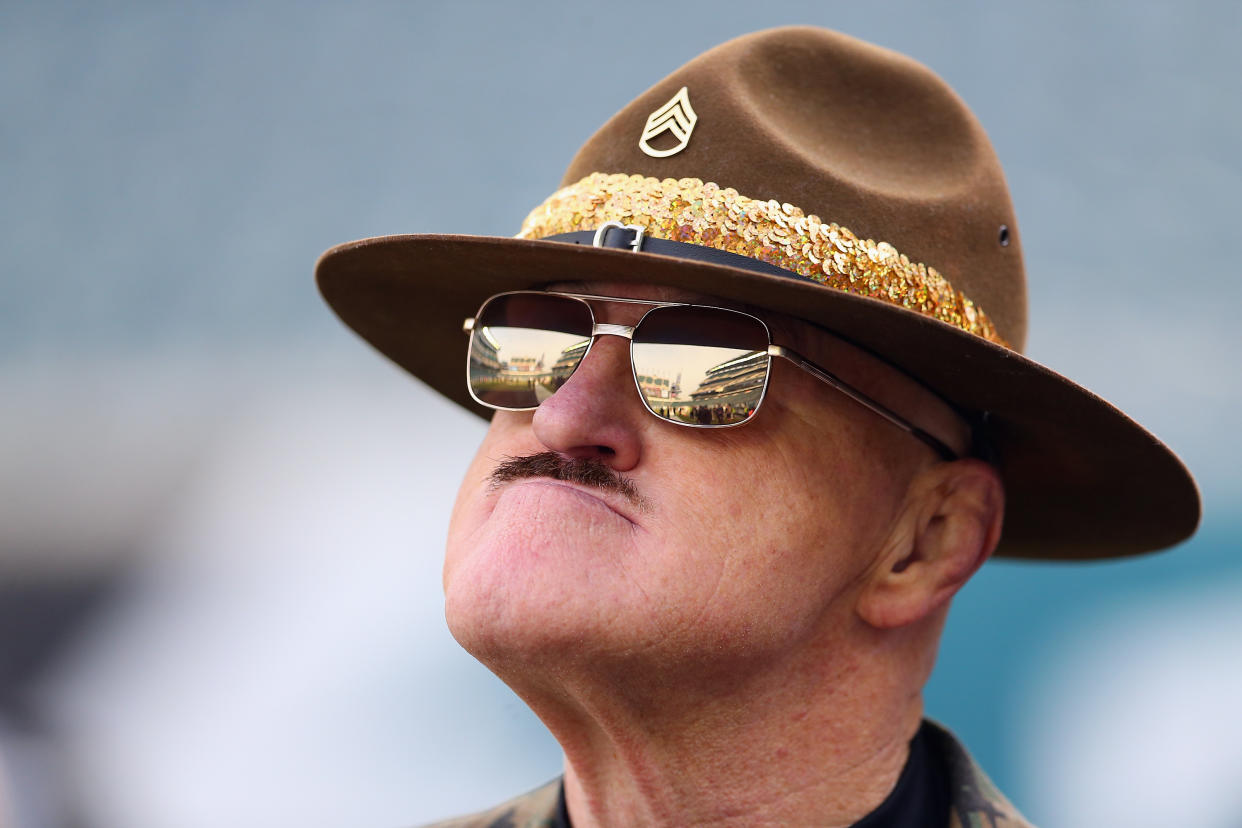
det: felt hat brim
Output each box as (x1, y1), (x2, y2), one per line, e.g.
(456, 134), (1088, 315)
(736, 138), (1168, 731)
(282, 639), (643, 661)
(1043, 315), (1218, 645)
(316, 232), (1200, 561)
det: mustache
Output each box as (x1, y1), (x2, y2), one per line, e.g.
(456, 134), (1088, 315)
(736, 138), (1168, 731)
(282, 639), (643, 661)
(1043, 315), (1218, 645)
(488, 452), (649, 511)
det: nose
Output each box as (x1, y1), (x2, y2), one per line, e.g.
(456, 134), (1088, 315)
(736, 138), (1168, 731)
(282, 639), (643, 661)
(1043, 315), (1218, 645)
(530, 333), (646, 471)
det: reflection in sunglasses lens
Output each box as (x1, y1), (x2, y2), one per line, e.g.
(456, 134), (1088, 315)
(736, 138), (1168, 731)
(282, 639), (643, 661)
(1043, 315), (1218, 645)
(468, 295), (772, 427)
(469, 294), (593, 409)
(632, 306), (769, 426)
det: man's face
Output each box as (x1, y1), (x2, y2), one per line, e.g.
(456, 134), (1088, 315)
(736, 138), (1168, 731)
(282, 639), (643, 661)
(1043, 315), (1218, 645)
(443, 283), (963, 683)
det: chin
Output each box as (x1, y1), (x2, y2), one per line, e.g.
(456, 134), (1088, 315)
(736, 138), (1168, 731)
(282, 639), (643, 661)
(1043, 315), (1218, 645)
(444, 481), (648, 643)
(443, 533), (609, 665)
(443, 573), (613, 681)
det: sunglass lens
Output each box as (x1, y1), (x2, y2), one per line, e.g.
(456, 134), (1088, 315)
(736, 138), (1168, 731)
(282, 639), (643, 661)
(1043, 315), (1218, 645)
(468, 294), (593, 410)
(631, 306), (770, 426)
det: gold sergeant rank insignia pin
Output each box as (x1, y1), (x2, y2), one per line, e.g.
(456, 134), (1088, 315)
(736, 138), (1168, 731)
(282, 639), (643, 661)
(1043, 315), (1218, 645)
(639, 87), (698, 158)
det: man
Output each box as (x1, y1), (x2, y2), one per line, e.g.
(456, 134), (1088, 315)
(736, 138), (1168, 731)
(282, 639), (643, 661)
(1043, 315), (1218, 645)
(317, 26), (1199, 828)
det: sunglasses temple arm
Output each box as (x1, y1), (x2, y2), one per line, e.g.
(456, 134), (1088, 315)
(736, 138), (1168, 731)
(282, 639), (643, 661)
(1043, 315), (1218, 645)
(767, 345), (960, 462)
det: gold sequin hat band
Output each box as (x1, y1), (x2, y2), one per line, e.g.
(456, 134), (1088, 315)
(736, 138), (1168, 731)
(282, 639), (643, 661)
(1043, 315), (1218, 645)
(315, 26), (1199, 560)
(518, 172), (1007, 347)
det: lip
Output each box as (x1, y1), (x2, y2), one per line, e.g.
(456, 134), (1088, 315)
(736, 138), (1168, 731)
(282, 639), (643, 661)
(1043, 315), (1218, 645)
(491, 477), (646, 528)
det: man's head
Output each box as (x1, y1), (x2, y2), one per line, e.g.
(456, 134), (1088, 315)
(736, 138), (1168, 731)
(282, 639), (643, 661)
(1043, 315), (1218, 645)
(317, 25), (1199, 694)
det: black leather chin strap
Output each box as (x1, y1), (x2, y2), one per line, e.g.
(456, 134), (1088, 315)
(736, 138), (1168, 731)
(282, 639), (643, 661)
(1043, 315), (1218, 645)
(541, 229), (816, 284)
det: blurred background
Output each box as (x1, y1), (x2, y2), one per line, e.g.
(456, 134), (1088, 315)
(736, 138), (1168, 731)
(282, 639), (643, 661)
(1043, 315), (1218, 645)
(2, 1), (1239, 826)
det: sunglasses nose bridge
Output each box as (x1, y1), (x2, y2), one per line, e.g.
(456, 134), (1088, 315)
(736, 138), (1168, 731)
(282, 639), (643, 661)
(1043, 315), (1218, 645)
(580, 322), (637, 387)
(591, 322), (635, 341)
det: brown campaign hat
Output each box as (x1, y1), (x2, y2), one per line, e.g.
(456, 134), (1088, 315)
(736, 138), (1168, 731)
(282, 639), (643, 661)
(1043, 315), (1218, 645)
(316, 26), (1199, 560)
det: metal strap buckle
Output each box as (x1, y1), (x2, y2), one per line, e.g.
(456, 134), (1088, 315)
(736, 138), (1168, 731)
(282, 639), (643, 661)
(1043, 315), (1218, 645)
(592, 220), (646, 252)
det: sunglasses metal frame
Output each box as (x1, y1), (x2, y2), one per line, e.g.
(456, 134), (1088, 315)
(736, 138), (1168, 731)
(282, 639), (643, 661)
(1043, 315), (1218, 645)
(463, 290), (960, 461)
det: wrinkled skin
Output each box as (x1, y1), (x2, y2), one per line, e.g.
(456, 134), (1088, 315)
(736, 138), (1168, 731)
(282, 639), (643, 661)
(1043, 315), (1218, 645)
(443, 282), (969, 688)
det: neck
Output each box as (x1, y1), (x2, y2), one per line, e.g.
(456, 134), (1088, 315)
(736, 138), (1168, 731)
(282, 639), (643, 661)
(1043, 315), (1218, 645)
(503, 624), (929, 828)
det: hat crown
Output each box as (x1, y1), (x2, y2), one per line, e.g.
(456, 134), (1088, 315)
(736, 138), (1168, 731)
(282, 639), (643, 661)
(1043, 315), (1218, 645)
(562, 26), (1027, 350)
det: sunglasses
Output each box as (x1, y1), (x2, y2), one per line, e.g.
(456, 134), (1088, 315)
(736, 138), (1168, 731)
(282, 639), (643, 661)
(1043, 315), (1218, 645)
(463, 291), (959, 461)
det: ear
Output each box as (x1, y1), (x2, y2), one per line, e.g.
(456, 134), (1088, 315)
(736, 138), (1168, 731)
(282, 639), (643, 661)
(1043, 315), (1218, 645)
(857, 460), (1004, 630)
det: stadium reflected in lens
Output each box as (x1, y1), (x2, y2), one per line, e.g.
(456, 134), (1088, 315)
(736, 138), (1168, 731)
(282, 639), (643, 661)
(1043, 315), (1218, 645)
(468, 293), (593, 410)
(631, 305), (769, 426)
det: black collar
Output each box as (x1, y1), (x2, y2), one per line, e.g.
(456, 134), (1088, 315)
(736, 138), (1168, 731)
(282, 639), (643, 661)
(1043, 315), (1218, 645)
(551, 721), (950, 828)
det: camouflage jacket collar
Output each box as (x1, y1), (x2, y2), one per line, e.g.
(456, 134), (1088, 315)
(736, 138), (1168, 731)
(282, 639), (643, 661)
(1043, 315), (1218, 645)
(426, 719), (1035, 827)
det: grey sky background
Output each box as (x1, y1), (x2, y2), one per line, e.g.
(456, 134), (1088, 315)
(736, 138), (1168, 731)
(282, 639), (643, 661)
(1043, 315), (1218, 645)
(2, 2), (1240, 827)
